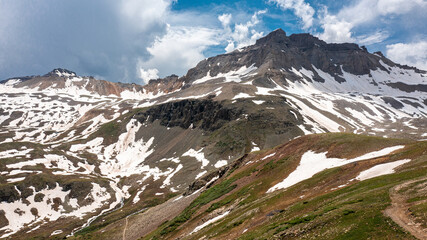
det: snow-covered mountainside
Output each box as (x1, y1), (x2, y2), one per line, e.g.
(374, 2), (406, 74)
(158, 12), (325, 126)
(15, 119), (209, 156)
(181, 29), (426, 138)
(0, 29), (426, 239)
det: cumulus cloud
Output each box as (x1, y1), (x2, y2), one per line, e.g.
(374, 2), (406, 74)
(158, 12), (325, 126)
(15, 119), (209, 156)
(386, 41), (427, 70)
(317, 9), (389, 44)
(221, 10), (266, 52)
(139, 68), (159, 84)
(120, 0), (172, 32)
(317, 9), (354, 43)
(268, 0), (425, 44)
(318, 0), (427, 43)
(269, 0), (315, 29)
(218, 13), (232, 28)
(137, 25), (220, 79)
(376, 0), (426, 15)
(356, 31), (389, 45)
(136, 10), (267, 79)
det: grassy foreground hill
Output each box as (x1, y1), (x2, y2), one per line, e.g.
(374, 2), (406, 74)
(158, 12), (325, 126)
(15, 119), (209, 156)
(135, 133), (426, 240)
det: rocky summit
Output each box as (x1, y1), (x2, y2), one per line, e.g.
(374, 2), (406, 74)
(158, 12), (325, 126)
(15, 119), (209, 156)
(0, 30), (426, 240)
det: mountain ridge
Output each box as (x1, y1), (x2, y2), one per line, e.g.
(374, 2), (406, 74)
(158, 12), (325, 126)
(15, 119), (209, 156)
(183, 29), (426, 88)
(3, 29), (426, 91)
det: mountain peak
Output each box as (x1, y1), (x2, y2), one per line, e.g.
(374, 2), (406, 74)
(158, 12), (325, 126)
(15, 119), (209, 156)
(46, 68), (77, 78)
(255, 28), (287, 45)
(256, 30), (362, 52)
(288, 33), (326, 47)
(272, 28), (286, 35)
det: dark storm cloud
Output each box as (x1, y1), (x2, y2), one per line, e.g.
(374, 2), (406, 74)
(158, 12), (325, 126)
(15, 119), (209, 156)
(0, 0), (166, 83)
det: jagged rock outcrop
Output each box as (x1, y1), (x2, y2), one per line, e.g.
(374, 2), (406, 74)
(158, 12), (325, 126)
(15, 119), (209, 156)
(135, 99), (242, 131)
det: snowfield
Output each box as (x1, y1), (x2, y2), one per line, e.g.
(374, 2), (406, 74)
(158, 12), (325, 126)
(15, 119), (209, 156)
(193, 64), (257, 84)
(191, 210), (231, 234)
(0, 183), (111, 238)
(356, 159), (411, 181)
(182, 148), (210, 169)
(267, 145), (405, 193)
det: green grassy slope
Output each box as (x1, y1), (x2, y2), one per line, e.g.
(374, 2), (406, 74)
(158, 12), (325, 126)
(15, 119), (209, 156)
(143, 133), (426, 240)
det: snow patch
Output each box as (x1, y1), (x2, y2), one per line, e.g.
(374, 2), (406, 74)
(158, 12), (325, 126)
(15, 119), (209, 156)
(132, 185), (147, 204)
(193, 65), (257, 84)
(252, 100), (265, 105)
(7, 177), (25, 183)
(251, 142), (260, 152)
(195, 170), (207, 179)
(261, 153), (276, 161)
(0, 148), (33, 159)
(0, 183), (111, 238)
(51, 230), (63, 236)
(267, 145), (405, 193)
(182, 148), (209, 168)
(162, 164), (183, 187)
(356, 159), (410, 181)
(232, 93), (252, 100)
(214, 160), (228, 168)
(191, 210), (231, 234)
(70, 137), (104, 152)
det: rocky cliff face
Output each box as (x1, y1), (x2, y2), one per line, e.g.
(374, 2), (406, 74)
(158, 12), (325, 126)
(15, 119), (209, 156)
(135, 99), (241, 131)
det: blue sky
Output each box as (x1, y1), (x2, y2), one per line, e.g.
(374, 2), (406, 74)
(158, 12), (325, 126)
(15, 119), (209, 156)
(1, 0), (426, 84)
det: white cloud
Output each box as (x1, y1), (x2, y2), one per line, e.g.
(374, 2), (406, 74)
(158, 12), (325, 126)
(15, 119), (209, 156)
(120, 0), (173, 32)
(377, 0), (426, 15)
(356, 31), (389, 45)
(386, 41), (427, 70)
(139, 68), (159, 84)
(318, 0), (427, 43)
(335, 0), (426, 26)
(218, 13), (232, 28)
(269, 0), (315, 29)
(137, 25), (220, 79)
(269, 0), (426, 45)
(317, 9), (354, 43)
(137, 10), (267, 78)
(223, 10), (266, 52)
(318, 8), (389, 45)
